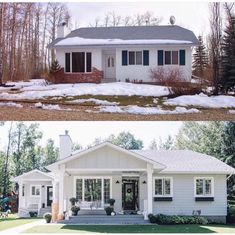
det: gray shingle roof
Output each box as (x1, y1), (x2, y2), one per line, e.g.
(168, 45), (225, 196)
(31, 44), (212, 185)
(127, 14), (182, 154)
(132, 149), (235, 174)
(48, 25), (198, 48)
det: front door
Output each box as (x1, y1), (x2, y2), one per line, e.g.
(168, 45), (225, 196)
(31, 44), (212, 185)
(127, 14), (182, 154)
(123, 182), (136, 210)
(47, 186), (53, 207)
(105, 54), (115, 79)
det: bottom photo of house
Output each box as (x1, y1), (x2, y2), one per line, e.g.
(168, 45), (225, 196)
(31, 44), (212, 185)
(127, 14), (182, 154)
(0, 121), (235, 233)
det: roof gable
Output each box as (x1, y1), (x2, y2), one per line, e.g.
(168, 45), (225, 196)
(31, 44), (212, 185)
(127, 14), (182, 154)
(47, 142), (166, 171)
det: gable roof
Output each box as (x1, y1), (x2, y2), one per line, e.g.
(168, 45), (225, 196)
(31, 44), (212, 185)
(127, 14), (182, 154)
(46, 142), (166, 171)
(12, 169), (54, 182)
(48, 25), (198, 48)
(132, 150), (235, 174)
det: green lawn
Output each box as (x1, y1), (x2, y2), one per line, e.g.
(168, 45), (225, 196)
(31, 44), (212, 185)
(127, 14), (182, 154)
(24, 224), (235, 233)
(0, 214), (40, 231)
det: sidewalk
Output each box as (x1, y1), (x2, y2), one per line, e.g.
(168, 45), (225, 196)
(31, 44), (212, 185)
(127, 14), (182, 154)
(0, 219), (45, 234)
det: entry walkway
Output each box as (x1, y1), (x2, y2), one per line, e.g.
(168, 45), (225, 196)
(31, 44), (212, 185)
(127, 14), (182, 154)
(0, 219), (44, 234)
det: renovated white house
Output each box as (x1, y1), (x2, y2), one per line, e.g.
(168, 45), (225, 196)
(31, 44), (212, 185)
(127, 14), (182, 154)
(48, 24), (198, 84)
(12, 131), (235, 223)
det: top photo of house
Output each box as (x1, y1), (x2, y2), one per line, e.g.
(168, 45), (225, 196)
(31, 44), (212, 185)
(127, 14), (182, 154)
(0, 2), (234, 121)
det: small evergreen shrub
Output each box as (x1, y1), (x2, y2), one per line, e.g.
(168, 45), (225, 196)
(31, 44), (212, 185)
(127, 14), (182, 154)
(148, 214), (208, 225)
(107, 198), (115, 206)
(71, 206), (80, 216)
(29, 211), (38, 217)
(43, 212), (52, 223)
(69, 197), (78, 206)
(50, 60), (61, 73)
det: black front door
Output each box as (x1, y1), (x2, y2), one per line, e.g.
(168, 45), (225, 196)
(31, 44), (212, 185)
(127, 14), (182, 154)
(47, 186), (53, 207)
(123, 182), (136, 210)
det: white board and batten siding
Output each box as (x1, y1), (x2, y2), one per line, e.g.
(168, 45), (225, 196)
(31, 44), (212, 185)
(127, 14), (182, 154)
(152, 174), (227, 216)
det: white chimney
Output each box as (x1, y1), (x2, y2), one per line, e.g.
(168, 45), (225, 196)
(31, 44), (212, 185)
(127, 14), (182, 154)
(57, 22), (70, 38)
(59, 130), (72, 160)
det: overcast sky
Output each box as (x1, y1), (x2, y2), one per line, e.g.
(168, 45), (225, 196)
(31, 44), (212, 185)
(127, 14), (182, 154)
(0, 122), (183, 150)
(67, 2), (211, 37)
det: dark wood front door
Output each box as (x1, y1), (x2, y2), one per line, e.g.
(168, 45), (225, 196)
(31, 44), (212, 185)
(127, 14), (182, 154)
(123, 182), (136, 210)
(47, 186), (53, 207)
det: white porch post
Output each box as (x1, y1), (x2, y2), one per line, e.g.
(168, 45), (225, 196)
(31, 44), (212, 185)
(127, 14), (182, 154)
(52, 181), (59, 204)
(59, 164), (65, 215)
(18, 180), (23, 208)
(147, 163), (153, 214)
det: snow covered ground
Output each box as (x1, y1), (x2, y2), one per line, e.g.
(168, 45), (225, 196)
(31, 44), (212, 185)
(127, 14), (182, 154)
(97, 105), (200, 115)
(33, 102), (74, 111)
(0, 102), (23, 108)
(66, 98), (119, 106)
(0, 79), (169, 100)
(164, 93), (235, 108)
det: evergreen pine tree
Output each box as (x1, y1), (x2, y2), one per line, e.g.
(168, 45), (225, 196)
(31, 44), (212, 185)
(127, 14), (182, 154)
(192, 36), (209, 79)
(220, 16), (235, 92)
(50, 60), (61, 73)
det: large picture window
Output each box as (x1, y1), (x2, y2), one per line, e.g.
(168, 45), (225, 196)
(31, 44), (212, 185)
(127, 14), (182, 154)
(65, 52), (92, 73)
(195, 177), (213, 196)
(31, 185), (40, 197)
(154, 177), (172, 197)
(75, 177), (111, 205)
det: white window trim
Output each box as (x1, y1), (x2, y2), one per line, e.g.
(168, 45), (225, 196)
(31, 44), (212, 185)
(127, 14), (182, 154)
(64, 51), (92, 74)
(30, 185), (41, 197)
(73, 176), (112, 203)
(153, 177), (173, 197)
(194, 177), (214, 197)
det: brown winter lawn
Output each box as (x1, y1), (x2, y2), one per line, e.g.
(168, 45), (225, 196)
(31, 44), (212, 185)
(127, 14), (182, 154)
(0, 101), (234, 121)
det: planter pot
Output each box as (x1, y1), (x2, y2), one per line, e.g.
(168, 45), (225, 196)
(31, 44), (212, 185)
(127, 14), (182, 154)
(72, 212), (78, 216)
(45, 218), (51, 223)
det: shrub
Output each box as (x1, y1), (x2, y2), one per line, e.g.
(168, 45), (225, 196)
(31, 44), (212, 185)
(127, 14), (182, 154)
(227, 205), (235, 223)
(148, 214), (208, 225)
(105, 206), (114, 216)
(50, 60), (61, 73)
(107, 198), (115, 206)
(71, 206), (80, 216)
(69, 197), (78, 206)
(29, 211), (38, 217)
(43, 212), (52, 223)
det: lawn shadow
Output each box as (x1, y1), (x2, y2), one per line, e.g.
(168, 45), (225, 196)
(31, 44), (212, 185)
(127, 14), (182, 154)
(60, 225), (217, 233)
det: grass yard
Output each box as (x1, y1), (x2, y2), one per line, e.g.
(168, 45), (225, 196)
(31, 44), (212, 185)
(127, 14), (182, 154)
(0, 214), (40, 231)
(24, 224), (235, 233)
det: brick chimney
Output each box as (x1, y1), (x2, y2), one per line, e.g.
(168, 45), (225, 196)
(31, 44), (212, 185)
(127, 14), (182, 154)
(59, 130), (72, 160)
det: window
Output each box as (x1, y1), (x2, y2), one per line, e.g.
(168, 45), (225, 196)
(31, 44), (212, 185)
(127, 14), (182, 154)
(65, 52), (92, 73)
(129, 51), (135, 65)
(136, 51), (142, 65)
(154, 177), (172, 197)
(104, 179), (110, 203)
(84, 179), (102, 202)
(65, 53), (70, 72)
(76, 179), (83, 201)
(31, 185), (40, 196)
(195, 177), (213, 197)
(165, 51), (171, 65)
(72, 52), (85, 72)
(161, 50), (183, 65)
(172, 51), (179, 64)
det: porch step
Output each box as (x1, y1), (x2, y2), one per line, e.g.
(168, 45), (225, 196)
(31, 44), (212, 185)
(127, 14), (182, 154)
(59, 214), (149, 225)
(77, 209), (106, 215)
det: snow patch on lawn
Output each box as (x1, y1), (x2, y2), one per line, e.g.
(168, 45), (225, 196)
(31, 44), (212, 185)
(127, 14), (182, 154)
(0, 82), (169, 100)
(98, 105), (200, 115)
(66, 98), (119, 106)
(165, 94), (235, 108)
(0, 102), (23, 108)
(33, 102), (77, 112)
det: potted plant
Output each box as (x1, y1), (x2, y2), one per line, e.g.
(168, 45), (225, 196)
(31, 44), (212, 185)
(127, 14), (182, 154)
(105, 206), (114, 216)
(69, 197), (78, 206)
(29, 211), (37, 217)
(71, 205), (80, 216)
(107, 198), (115, 207)
(43, 212), (52, 223)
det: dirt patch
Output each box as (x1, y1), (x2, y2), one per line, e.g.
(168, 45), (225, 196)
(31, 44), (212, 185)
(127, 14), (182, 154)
(0, 103), (234, 121)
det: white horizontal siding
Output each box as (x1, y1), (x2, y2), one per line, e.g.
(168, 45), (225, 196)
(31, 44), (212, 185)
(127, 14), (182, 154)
(153, 174), (227, 216)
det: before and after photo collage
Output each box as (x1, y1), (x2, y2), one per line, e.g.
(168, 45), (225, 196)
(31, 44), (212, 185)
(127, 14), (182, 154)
(0, 1), (235, 234)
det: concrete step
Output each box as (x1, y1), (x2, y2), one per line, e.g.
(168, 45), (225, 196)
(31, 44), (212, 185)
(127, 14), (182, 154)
(78, 209), (106, 215)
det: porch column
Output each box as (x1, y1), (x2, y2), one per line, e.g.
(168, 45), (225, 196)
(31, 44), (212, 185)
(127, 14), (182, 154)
(147, 163), (153, 214)
(52, 180), (59, 222)
(58, 164), (65, 219)
(18, 180), (23, 208)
